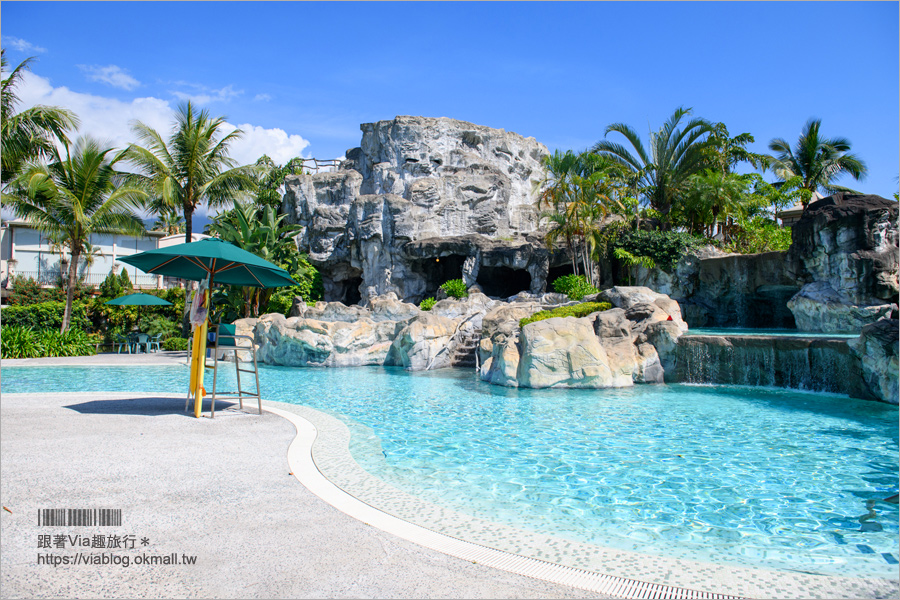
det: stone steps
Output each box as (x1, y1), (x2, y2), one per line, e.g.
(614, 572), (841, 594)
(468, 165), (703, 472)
(450, 330), (481, 368)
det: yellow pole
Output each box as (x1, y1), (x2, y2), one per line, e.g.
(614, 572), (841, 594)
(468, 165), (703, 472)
(188, 289), (210, 417)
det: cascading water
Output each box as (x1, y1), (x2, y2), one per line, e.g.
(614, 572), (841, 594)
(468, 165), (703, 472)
(676, 333), (868, 398)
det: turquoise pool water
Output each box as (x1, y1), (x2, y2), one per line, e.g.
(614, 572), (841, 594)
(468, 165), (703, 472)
(3, 364), (897, 578)
(683, 328), (860, 339)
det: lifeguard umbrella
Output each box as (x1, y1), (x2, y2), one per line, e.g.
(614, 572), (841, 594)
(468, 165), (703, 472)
(118, 237), (297, 289)
(120, 238), (298, 417)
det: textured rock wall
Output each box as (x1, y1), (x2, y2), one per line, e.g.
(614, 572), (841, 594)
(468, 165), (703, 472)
(283, 116), (550, 304)
(785, 193), (899, 332)
(633, 193), (898, 331)
(478, 287), (687, 388)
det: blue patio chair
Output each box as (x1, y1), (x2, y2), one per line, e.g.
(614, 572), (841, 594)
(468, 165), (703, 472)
(148, 334), (163, 353)
(114, 333), (131, 354)
(133, 333), (150, 353)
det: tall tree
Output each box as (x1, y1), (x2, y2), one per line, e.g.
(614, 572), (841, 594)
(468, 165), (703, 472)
(207, 200), (304, 317)
(125, 101), (256, 243)
(535, 151), (621, 286)
(6, 136), (147, 331)
(1, 49), (79, 187)
(766, 118), (868, 206)
(592, 106), (713, 220)
(701, 122), (769, 174)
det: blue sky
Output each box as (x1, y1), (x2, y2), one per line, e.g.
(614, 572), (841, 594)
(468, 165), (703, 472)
(2, 1), (898, 200)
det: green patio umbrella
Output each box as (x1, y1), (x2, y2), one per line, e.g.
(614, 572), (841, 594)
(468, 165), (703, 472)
(119, 237), (297, 418)
(118, 237), (297, 288)
(104, 293), (173, 306)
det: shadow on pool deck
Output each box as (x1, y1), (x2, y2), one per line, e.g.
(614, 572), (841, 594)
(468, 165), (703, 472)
(63, 396), (240, 417)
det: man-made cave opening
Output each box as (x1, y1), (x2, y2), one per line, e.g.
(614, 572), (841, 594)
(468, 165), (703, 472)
(412, 254), (467, 298)
(338, 276), (362, 305)
(547, 263), (576, 287)
(477, 266), (532, 298)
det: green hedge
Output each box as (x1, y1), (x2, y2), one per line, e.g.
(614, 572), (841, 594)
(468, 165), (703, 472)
(519, 302), (613, 328)
(163, 337), (190, 351)
(419, 297), (436, 311)
(0, 326), (97, 359)
(0, 301), (91, 331)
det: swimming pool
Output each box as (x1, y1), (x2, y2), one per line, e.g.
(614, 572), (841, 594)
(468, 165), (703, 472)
(3, 364), (897, 578)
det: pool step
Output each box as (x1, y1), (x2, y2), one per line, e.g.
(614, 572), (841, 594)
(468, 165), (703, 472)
(450, 329), (481, 368)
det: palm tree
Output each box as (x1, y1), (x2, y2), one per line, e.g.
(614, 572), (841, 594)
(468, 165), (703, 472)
(535, 151), (621, 286)
(766, 118), (868, 206)
(208, 200), (304, 317)
(592, 106), (713, 220)
(125, 101), (256, 243)
(682, 171), (750, 240)
(6, 136), (147, 331)
(1, 50), (79, 187)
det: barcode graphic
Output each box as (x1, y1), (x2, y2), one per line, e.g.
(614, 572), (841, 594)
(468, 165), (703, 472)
(38, 509), (121, 527)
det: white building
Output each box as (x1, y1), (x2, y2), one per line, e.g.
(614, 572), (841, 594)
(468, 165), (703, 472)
(0, 219), (208, 300)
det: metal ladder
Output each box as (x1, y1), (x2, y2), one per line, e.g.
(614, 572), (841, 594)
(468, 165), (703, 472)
(204, 323), (262, 418)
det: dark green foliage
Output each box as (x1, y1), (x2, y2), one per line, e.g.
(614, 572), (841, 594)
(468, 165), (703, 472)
(1, 326), (41, 358)
(0, 325), (97, 358)
(265, 293), (295, 318)
(163, 337), (190, 351)
(609, 229), (705, 271)
(551, 274), (599, 301)
(141, 314), (181, 341)
(724, 216), (792, 254)
(263, 255), (324, 317)
(419, 297), (436, 311)
(519, 302), (613, 328)
(118, 268), (133, 292)
(440, 279), (468, 299)
(99, 269), (124, 298)
(1, 301), (90, 331)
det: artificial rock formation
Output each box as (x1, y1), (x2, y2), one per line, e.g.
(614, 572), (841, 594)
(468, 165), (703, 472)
(850, 318), (899, 404)
(477, 287), (686, 388)
(785, 193), (898, 332)
(283, 116), (552, 305)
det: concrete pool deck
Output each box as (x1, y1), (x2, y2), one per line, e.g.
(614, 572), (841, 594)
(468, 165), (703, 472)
(1, 353), (897, 599)
(1, 353), (606, 599)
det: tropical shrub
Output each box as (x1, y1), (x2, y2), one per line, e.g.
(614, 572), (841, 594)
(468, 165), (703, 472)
(419, 297), (436, 311)
(98, 269), (125, 298)
(519, 302), (612, 328)
(118, 268), (133, 292)
(141, 315), (181, 341)
(551, 274), (599, 301)
(0, 301), (91, 331)
(609, 229), (705, 271)
(163, 337), (190, 351)
(0, 325), (97, 359)
(0, 326), (42, 358)
(265, 293), (295, 318)
(440, 279), (468, 299)
(724, 216), (792, 254)
(7, 275), (91, 306)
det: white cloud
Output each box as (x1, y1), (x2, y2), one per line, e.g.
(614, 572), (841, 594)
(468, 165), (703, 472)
(14, 71), (311, 170)
(253, 93), (272, 102)
(221, 123), (311, 166)
(170, 82), (243, 105)
(4, 37), (47, 53)
(78, 64), (140, 90)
